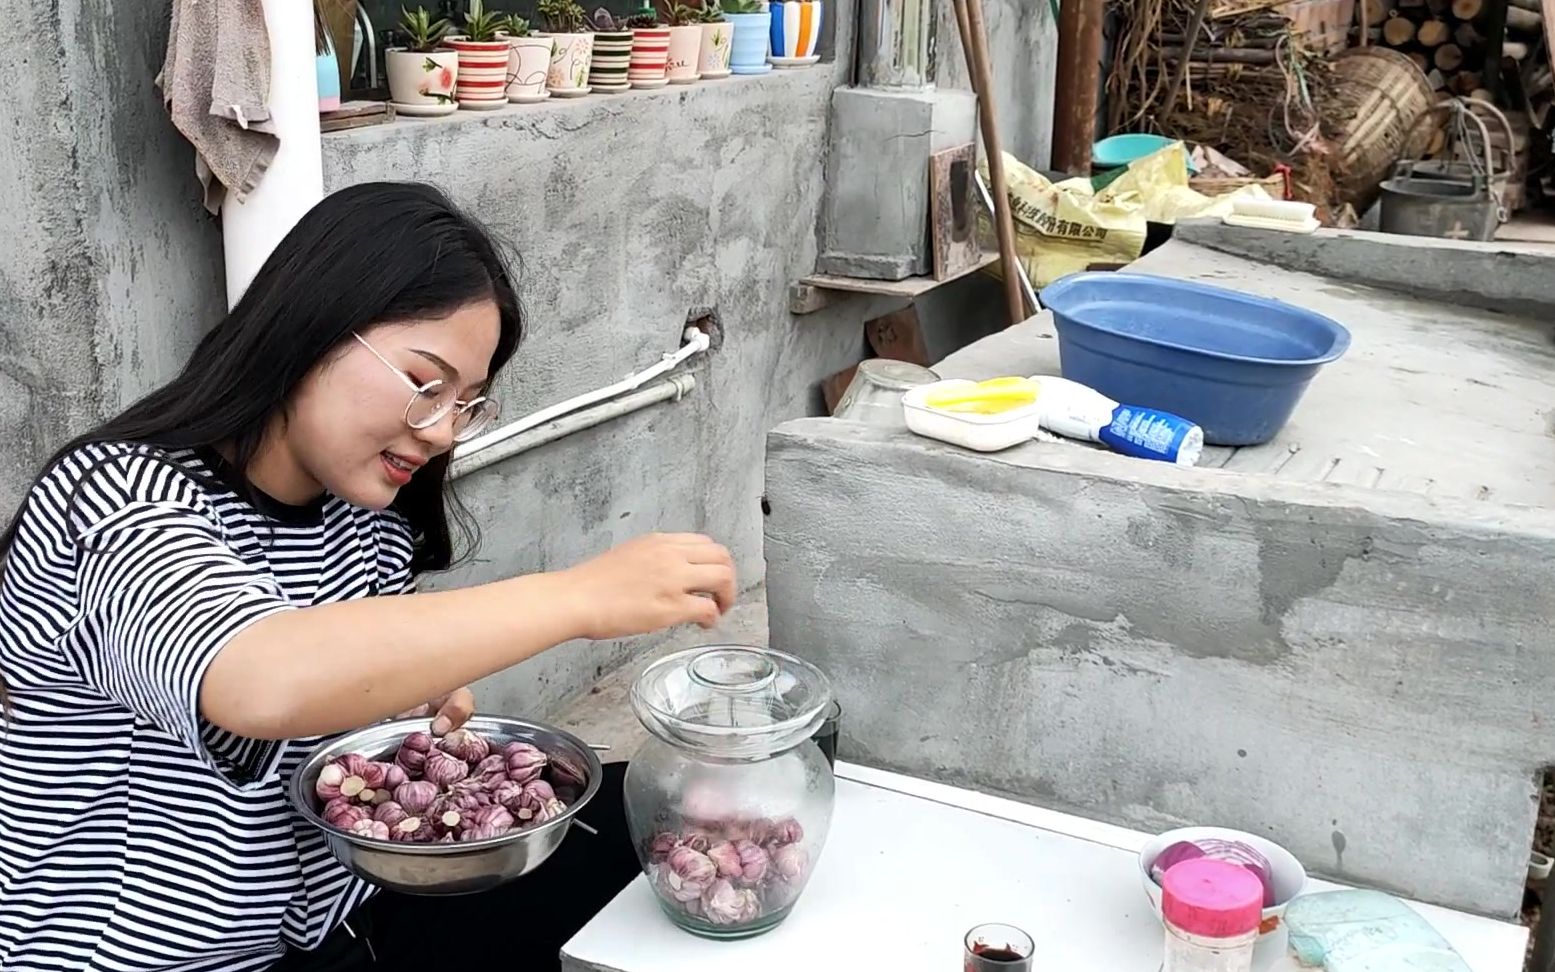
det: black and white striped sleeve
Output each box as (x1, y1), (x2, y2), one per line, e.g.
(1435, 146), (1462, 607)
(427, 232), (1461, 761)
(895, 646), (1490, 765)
(64, 454), (295, 776)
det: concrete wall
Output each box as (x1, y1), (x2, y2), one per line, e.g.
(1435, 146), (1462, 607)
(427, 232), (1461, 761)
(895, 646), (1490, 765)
(935, 0), (1058, 168)
(764, 418), (1555, 918)
(1, 0), (1058, 717)
(0, 0), (225, 510)
(318, 60), (895, 714)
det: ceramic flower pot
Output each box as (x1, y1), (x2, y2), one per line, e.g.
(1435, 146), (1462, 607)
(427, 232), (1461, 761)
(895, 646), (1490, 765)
(446, 36), (512, 109)
(629, 27), (672, 88)
(506, 35), (555, 102)
(317, 36), (342, 111)
(542, 32), (594, 95)
(725, 11), (772, 75)
(590, 30), (634, 92)
(666, 24), (702, 83)
(697, 21), (733, 78)
(386, 49), (460, 115)
(769, 1), (822, 66)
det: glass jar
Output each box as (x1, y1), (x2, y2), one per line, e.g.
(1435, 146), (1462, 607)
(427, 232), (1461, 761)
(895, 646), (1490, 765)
(623, 645), (835, 940)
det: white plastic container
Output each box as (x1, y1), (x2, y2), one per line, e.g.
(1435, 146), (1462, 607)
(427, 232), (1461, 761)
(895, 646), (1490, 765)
(901, 380), (1043, 452)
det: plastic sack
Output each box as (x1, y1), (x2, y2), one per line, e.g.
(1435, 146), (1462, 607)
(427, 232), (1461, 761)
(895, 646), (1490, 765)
(978, 141), (1271, 288)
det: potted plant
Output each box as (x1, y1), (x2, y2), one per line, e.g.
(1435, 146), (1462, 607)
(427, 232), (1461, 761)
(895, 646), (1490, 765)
(500, 15), (555, 102)
(536, 0), (593, 96)
(721, 0), (771, 75)
(627, 5), (672, 89)
(386, 7), (460, 115)
(587, 7), (633, 93)
(446, 0), (512, 108)
(664, 4), (703, 83)
(768, 0), (821, 66)
(694, 0), (733, 79)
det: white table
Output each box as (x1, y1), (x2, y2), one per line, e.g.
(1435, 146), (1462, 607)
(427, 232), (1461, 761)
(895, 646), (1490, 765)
(562, 763), (1528, 971)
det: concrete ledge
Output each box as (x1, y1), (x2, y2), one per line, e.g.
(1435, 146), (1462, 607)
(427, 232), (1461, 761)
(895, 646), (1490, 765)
(764, 417), (1555, 918)
(1173, 219), (1555, 318)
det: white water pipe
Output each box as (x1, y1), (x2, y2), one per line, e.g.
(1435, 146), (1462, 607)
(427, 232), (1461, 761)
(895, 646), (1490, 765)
(450, 374), (697, 480)
(452, 327), (712, 462)
(222, 0), (325, 307)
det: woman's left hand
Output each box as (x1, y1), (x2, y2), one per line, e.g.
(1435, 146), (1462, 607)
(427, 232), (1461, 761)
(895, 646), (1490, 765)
(396, 686), (476, 736)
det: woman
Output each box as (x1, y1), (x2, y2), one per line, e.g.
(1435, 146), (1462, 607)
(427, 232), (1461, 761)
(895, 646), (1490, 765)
(0, 182), (735, 972)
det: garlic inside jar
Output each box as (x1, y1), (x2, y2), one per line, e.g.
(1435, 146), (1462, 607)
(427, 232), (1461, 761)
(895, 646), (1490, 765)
(622, 645), (836, 940)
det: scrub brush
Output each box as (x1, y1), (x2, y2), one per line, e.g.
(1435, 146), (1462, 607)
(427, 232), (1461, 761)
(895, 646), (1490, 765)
(1221, 197), (1320, 234)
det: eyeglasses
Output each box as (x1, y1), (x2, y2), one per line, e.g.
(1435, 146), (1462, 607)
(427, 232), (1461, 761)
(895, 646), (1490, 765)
(353, 334), (500, 443)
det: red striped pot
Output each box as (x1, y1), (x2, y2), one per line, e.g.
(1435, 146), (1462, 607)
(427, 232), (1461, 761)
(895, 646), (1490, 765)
(628, 27), (671, 89)
(446, 36), (512, 109)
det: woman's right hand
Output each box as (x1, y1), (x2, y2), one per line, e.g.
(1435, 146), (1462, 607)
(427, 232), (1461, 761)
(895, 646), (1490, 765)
(560, 533), (737, 641)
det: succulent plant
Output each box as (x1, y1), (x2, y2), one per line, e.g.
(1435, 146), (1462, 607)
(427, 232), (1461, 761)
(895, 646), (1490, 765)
(398, 6), (453, 51)
(669, 2), (701, 25)
(626, 4), (663, 28)
(538, 0), (588, 32)
(588, 6), (622, 30)
(460, 0), (507, 41)
(720, 0), (762, 12)
(693, 0), (726, 21)
(500, 13), (532, 35)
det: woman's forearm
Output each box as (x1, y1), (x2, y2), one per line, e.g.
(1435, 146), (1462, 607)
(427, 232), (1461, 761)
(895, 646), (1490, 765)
(201, 571), (588, 740)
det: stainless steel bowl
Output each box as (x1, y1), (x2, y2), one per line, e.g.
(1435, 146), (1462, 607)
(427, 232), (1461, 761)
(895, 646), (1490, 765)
(288, 715), (603, 896)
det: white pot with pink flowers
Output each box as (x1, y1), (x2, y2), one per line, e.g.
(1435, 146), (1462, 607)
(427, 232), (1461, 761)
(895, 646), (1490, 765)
(386, 7), (460, 117)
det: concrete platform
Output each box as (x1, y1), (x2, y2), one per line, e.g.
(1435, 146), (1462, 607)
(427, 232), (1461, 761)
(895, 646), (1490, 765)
(933, 241), (1555, 508)
(762, 229), (1555, 920)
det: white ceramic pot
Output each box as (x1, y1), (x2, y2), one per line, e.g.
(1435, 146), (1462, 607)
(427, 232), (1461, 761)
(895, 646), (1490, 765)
(697, 21), (732, 78)
(507, 35), (555, 102)
(666, 24), (702, 83)
(543, 31), (595, 94)
(386, 48), (459, 115)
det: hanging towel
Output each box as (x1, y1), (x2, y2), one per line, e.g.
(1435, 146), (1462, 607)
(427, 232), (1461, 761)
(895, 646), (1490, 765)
(156, 0), (280, 214)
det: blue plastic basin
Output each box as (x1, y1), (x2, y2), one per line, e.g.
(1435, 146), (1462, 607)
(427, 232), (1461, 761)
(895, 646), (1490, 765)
(1039, 272), (1351, 446)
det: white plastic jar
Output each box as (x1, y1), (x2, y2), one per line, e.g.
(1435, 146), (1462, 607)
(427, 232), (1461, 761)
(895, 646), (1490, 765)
(1161, 858), (1263, 972)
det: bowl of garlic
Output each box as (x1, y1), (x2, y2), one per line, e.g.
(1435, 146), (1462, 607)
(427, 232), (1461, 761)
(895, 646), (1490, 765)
(290, 714), (602, 895)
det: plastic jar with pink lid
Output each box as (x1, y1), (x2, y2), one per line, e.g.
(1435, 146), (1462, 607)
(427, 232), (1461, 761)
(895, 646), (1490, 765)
(1161, 858), (1264, 972)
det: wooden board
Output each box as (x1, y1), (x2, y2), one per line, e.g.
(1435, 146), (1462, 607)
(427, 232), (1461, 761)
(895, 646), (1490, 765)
(928, 143), (983, 282)
(320, 101), (395, 133)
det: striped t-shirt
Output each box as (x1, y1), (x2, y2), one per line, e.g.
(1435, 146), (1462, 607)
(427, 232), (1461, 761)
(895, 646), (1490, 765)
(0, 443), (417, 971)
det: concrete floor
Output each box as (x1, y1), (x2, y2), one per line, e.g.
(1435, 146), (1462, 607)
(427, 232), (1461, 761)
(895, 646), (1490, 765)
(549, 590), (770, 761)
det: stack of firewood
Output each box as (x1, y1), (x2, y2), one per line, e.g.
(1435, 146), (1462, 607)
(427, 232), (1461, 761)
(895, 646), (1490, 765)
(1359, 0), (1543, 96)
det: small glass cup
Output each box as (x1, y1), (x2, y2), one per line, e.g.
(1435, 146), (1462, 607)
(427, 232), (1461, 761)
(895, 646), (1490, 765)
(964, 923), (1033, 972)
(812, 699), (841, 768)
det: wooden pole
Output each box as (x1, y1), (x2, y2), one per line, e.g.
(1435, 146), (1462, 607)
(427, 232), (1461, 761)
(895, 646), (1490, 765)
(952, 0), (1029, 326)
(1159, 0), (1215, 127)
(1051, 0), (1106, 174)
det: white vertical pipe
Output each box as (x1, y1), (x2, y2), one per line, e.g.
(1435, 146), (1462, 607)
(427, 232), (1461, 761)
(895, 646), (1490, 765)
(222, 0), (326, 308)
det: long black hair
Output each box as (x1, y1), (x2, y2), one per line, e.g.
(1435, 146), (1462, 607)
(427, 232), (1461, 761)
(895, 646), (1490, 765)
(0, 181), (523, 578)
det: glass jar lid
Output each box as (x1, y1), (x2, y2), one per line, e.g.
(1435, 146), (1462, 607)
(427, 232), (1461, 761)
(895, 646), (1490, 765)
(630, 645), (834, 760)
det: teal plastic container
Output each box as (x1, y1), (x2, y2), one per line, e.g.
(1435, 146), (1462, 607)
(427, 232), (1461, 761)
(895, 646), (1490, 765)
(1092, 133), (1198, 174)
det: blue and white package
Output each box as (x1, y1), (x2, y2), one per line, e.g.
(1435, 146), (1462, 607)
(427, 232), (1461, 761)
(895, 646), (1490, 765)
(1031, 376), (1204, 467)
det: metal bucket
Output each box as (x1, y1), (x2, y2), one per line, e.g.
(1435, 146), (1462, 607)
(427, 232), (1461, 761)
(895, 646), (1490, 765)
(1378, 169), (1497, 242)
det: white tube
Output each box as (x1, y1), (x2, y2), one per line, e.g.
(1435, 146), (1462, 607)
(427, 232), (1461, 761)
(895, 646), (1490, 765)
(221, 0), (325, 307)
(450, 374), (696, 480)
(452, 327), (711, 461)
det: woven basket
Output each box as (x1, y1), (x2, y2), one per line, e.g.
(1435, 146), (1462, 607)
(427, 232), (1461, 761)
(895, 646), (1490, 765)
(1327, 47), (1440, 212)
(1190, 172), (1291, 199)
